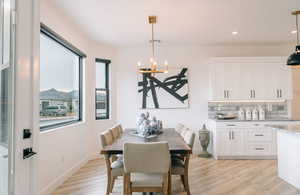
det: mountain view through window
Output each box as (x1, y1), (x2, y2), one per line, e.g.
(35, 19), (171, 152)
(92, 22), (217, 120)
(40, 32), (81, 130)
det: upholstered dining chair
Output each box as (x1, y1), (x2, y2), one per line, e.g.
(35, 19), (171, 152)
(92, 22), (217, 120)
(100, 130), (124, 195)
(175, 123), (185, 134)
(116, 124), (124, 135)
(111, 126), (120, 140)
(171, 130), (195, 195)
(180, 127), (189, 138)
(123, 142), (170, 195)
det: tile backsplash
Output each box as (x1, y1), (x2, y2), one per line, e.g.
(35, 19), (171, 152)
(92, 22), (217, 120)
(208, 102), (289, 119)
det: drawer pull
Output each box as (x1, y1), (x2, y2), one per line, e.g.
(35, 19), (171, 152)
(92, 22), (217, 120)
(255, 148), (264, 150)
(254, 134), (264, 136)
(226, 124), (236, 126)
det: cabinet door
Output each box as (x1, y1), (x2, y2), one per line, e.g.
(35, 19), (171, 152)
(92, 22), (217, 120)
(240, 63), (270, 99)
(213, 63), (241, 100)
(277, 63), (292, 99)
(213, 64), (227, 100)
(230, 129), (244, 155)
(216, 129), (231, 156)
(224, 64), (241, 99)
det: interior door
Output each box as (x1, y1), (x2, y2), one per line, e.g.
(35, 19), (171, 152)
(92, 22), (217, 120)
(14, 0), (40, 194)
(1, 0), (39, 195)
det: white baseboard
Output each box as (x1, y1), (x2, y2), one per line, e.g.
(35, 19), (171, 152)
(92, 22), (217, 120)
(40, 154), (91, 195)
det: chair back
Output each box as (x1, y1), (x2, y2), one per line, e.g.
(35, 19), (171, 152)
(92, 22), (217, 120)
(180, 127), (189, 138)
(117, 124), (123, 135)
(183, 130), (196, 149)
(100, 130), (114, 147)
(175, 123), (185, 134)
(123, 142), (170, 174)
(111, 126), (120, 140)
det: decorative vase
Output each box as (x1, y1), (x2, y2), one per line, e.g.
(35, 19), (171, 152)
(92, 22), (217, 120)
(198, 124), (212, 158)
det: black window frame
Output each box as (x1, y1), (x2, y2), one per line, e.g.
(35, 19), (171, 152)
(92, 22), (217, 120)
(40, 23), (86, 131)
(95, 58), (111, 120)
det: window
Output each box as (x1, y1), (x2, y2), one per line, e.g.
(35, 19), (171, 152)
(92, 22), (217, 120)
(95, 59), (110, 120)
(40, 24), (86, 131)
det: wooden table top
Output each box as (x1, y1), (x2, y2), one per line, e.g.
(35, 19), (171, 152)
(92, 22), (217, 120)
(100, 128), (192, 155)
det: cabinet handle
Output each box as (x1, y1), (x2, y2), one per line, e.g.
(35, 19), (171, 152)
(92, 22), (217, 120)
(253, 90), (256, 98)
(226, 124), (236, 126)
(224, 90), (226, 98)
(280, 90), (282, 98)
(232, 131), (234, 139)
(229, 131), (231, 140)
(250, 90), (252, 98)
(254, 134), (264, 136)
(255, 148), (264, 151)
(276, 89), (279, 98)
(226, 90), (229, 98)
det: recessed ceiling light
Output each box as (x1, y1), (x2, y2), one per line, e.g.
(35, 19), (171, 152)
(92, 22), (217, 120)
(291, 30), (298, 34)
(232, 31), (238, 35)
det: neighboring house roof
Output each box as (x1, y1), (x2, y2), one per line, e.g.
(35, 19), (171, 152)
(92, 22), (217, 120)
(40, 88), (79, 100)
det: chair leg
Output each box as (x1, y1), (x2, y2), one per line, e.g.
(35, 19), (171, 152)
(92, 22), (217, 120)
(106, 174), (111, 195)
(110, 176), (116, 192)
(183, 174), (191, 195)
(168, 172), (171, 195)
(180, 175), (185, 190)
(124, 173), (131, 195)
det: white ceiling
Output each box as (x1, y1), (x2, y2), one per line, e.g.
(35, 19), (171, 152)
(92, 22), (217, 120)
(49, 0), (300, 46)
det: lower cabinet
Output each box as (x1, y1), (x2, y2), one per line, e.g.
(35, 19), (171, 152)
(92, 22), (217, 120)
(211, 124), (277, 159)
(216, 129), (244, 156)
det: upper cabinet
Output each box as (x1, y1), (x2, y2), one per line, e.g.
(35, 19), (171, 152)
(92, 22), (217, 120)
(209, 57), (293, 101)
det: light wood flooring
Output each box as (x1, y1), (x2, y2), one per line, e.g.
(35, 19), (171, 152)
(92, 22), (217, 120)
(51, 157), (300, 195)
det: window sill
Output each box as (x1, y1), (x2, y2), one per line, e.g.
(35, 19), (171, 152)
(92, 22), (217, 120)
(40, 120), (85, 134)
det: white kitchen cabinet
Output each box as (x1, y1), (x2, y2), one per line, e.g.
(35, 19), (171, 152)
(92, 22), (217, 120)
(230, 129), (244, 155)
(216, 129), (244, 156)
(216, 129), (231, 156)
(208, 120), (278, 159)
(209, 57), (292, 101)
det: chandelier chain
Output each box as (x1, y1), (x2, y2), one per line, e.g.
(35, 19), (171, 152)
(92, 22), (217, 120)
(152, 23), (155, 59)
(296, 13), (299, 45)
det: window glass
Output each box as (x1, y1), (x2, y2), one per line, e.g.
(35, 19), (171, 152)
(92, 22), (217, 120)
(95, 60), (109, 119)
(40, 32), (82, 130)
(96, 62), (106, 89)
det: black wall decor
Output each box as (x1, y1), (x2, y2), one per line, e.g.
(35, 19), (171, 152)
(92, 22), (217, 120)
(138, 68), (189, 109)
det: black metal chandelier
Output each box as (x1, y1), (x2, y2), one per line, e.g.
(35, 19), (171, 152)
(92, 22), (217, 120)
(287, 11), (300, 66)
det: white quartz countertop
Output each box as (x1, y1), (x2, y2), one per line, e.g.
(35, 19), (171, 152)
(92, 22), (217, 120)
(268, 125), (300, 134)
(209, 118), (300, 122)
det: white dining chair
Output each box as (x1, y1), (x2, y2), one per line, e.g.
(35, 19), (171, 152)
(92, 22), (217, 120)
(175, 123), (185, 134)
(171, 130), (195, 195)
(100, 130), (124, 195)
(123, 142), (170, 195)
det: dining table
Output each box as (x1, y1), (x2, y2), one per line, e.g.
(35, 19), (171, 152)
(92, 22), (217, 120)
(100, 128), (192, 155)
(100, 128), (192, 195)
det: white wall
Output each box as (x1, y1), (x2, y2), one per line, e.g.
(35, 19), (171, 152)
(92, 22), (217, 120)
(39, 1), (117, 194)
(115, 44), (294, 154)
